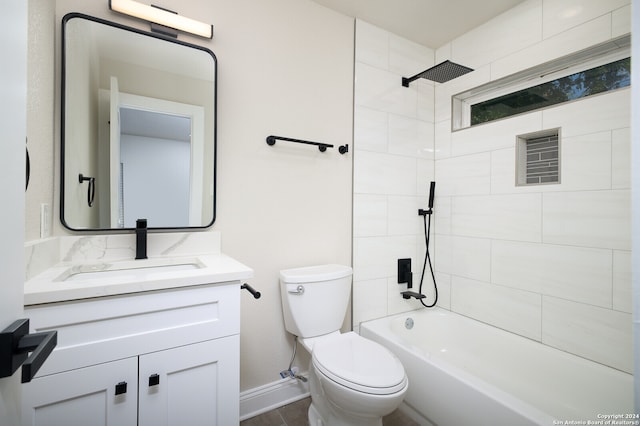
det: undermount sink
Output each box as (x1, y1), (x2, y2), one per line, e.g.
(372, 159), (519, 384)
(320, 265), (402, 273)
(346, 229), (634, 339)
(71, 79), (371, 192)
(55, 257), (205, 282)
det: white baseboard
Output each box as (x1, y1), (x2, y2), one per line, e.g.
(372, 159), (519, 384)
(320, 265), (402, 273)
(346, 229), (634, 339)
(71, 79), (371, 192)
(239, 375), (310, 421)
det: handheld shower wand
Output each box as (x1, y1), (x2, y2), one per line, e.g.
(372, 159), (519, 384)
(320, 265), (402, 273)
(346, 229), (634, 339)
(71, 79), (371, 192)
(428, 181), (435, 209)
(418, 181), (436, 216)
(404, 181), (438, 307)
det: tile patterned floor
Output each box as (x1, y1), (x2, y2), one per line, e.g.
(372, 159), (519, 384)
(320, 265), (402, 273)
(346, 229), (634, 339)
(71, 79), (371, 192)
(240, 397), (419, 426)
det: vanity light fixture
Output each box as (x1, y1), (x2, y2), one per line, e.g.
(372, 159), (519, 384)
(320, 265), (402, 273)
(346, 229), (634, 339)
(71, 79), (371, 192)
(109, 0), (213, 39)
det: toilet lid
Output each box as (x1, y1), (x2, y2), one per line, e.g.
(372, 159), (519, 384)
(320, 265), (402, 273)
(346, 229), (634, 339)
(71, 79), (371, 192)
(312, 332), (407, 395)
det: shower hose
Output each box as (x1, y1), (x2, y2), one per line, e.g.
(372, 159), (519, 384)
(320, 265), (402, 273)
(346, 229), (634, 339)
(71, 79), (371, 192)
(418, 209), (438, 308)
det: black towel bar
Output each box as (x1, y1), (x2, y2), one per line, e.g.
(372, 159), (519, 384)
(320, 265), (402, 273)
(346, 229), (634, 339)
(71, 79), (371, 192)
(266, 135), (333, 152)
(241, 283), (261, 299)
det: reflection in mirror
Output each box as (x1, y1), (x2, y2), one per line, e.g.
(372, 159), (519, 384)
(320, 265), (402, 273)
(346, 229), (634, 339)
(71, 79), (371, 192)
(61, 13), (216, 230)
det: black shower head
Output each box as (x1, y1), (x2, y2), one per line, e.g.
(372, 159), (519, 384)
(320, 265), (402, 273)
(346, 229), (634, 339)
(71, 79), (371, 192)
(402, 60), (473, 87)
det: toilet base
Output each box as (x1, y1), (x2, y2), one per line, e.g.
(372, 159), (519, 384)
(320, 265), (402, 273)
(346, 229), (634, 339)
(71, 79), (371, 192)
(308, 401), (383, 426)
(308, 363), (388, 426)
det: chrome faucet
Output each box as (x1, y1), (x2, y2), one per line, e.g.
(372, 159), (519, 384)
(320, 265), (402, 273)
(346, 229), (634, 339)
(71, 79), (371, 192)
(135, 219), (147, 260)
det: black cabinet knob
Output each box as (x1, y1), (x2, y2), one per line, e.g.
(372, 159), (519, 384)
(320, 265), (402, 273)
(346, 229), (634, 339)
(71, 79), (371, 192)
(149, 373), (160, 387)
(115, 381), (127, 395)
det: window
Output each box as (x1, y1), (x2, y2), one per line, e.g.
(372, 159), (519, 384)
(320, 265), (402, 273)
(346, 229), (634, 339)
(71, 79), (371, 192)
(516, 129), (559, 186)
(451, 36), (630, 131)
(471, 58), (629, 126)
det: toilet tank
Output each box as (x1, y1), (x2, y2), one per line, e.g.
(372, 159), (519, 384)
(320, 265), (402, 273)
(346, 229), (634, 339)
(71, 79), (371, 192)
(280, 264), (352, 338)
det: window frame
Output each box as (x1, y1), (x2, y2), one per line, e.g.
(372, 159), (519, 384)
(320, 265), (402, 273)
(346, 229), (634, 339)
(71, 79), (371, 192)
(452, 38), (630, 131)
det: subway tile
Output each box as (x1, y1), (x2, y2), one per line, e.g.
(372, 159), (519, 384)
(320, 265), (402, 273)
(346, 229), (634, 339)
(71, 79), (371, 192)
(451, 112), (542, 157)
(451, 0), (542, 70)
(612, 127), (631, 189)
(416, 159), (435, 195)
(389, 33), (433, 77)
(354, 106), (388, 153)
(542, 89), (630, 139)
(451, 276), (542, 341)
(542, 296), (632, 373)
(492, 240), (612, 307)
(353, 278), (388, 326)
(353, 235), (417, 282)
(542, 190), (631, 250)
(492, 14), (614, 80)
(433, 272), (451, 310)
(355, 19), (389, 70)
(353, 236), (392, 281)
(435, 152), (491, 196)
(417, 81), (435, 123)
(490, 147), (517, 194)
(435, 235), (491, 282)
(613, 250), (632, 313)
(434, 120), (452, 159)
(492, 132), (614, 194)
(388, 196), (420, 236)
(433, 196), (451, 236)
(388, 115), (433, 158)
(355, 62), (418, 117)
(612, 5), (632, 38)
(451, 193), (542, 242)
(542, 0), (629, 39)
(560, 131), (612, 191)
(354, 150), (417, 196)
(353, 194), (387, 237)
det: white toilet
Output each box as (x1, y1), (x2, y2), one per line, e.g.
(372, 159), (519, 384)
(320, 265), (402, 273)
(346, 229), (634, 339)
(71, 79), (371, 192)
(280, 264), (408, 426)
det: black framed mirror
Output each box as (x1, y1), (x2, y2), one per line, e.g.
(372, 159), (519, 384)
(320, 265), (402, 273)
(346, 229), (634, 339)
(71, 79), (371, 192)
(61, 13), (216, 231)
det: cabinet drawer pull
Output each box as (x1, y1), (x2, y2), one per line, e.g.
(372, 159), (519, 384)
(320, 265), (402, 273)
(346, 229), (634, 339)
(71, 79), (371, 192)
(149, 373), (160, 387)
(115, 381), (127, 395)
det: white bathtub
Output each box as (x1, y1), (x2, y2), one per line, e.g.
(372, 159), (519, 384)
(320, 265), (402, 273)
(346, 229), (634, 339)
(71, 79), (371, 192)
(360, 308), (634, 426)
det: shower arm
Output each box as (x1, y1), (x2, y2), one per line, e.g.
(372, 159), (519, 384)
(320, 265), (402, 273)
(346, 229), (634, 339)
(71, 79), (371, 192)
(401, 72), (426, 87)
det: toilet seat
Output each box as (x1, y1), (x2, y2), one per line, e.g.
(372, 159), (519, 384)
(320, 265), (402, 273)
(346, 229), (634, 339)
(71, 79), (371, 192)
(312, 332), (407, 395)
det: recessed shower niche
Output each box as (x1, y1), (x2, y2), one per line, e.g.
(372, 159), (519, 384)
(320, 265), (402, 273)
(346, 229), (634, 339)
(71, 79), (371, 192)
(61, 13), (217, 230)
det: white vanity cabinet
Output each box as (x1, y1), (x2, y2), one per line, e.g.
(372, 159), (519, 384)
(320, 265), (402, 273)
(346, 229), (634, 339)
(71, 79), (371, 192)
(22, 281), (241, 426)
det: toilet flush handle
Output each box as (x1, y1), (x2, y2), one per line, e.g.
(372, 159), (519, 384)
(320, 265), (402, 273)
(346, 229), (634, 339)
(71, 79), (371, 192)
(288, 285), (305, 295)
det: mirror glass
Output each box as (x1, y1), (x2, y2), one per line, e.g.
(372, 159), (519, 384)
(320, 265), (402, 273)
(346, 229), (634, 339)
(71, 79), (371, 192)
(61, 13), (216, 230)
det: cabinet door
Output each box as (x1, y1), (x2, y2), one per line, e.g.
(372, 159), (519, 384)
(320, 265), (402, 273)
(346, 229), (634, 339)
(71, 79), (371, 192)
(139, 335), (240, 426)
(22, 358), (138, 426)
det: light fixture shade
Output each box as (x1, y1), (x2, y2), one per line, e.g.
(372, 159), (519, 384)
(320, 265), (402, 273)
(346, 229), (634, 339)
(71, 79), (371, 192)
(109, 0), (213, 39)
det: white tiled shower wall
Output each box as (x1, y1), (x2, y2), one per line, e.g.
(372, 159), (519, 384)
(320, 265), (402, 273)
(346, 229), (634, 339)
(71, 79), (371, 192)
(353, 20), (437, 328)
(353, 0), (632, 373)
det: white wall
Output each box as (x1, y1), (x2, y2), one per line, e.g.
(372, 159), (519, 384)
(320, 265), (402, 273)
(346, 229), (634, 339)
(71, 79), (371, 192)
(26, 0), (56, 239)
(352, 20), (436, 330)
(27, 0), (354, 396)
(354, 0), (632, 374)
(435, 0), (631, 373)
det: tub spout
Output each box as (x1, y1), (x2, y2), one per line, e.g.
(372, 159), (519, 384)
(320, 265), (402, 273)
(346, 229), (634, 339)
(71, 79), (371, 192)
(135, 218), (147, 260)
(401, 291), (426, 300)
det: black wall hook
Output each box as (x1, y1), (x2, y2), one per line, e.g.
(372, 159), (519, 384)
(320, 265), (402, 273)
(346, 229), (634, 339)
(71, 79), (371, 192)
(78, 174), (95, 207)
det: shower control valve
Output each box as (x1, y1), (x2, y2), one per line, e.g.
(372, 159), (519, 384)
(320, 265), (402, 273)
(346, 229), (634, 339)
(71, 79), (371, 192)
(397, 258), (412, 288)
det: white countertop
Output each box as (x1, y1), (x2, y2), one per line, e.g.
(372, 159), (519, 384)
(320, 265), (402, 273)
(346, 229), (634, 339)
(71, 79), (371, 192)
(25, 253), (253, 305)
